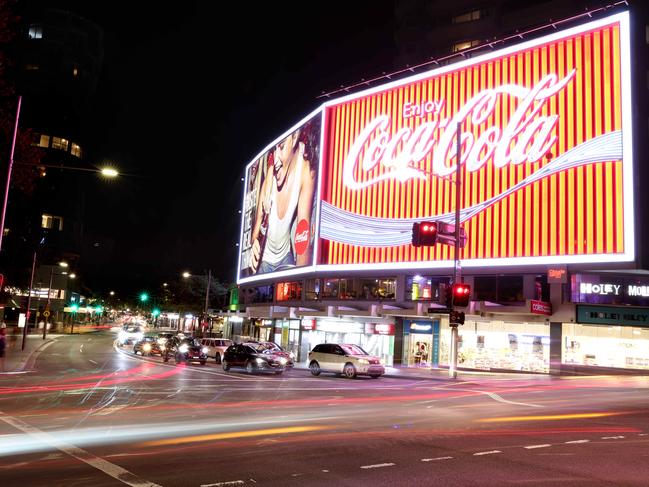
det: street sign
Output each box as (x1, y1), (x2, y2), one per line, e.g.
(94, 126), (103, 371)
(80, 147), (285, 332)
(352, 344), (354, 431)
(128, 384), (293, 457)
(43, 310), (50, 318)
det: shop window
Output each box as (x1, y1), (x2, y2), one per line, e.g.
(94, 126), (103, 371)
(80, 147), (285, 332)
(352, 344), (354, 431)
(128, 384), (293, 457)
(407, 275), (450, 301)
(275, 281), (302, 301)
(322, 279), (339, 299)
(338, 278), (356, 299)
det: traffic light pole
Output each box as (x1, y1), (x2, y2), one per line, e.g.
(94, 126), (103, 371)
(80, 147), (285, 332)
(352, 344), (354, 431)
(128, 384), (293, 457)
(449, 122), (463, 379)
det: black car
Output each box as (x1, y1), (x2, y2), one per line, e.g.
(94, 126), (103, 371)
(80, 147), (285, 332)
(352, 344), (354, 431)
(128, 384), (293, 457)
(246, 341), (295, 367)
(222, 343), (288, 374)
(163, 336), (207, 365)
(133, 335), (164, 356)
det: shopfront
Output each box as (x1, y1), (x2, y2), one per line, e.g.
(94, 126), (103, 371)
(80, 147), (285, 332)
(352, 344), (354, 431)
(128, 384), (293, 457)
(436, 318), (550, 373)
(402, 319), (440, 367)
(300, 318), (395, 366)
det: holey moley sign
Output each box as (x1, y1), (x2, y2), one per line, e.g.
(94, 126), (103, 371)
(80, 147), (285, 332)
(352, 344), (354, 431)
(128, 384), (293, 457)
(318, 12), (633, 271)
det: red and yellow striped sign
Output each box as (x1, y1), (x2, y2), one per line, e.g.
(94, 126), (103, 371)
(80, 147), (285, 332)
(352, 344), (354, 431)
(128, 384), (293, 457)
(318, 13), (631, 268)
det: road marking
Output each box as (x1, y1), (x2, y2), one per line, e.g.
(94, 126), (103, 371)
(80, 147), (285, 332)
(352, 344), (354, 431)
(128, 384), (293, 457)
(601, 436), (625, 440)
(638, 433), (648, 436)
(473, 450), (501, 456)
(89, 360), (98, 365)
(0, 410), (161, 487)
(322, 470), (329, 472)
(80, 344), (84, 353)
(360, 463), (395, 469)
(201, 482), (245, 487)
(524, 444), (551, 449)
(472, 389), (542, 408)
(565, 440), (589, 444)
(421, 456), (453, 462)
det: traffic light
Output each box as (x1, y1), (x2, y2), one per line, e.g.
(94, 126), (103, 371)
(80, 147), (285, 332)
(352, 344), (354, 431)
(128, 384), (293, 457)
(95, 305), (103, 314)
(152, 308), (160, 317)
(451, 283), (471, 307)
(70, 303), (79, 312)
(412, 221), (438, 247)
(449, 310), (466, 325)
(140, 292), (149, 303)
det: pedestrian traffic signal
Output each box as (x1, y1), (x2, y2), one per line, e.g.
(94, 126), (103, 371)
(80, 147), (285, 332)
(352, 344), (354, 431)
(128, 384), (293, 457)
(449, 310), (465, 325)
(412, 221), (438, 247)
(451, 283), (471, 307)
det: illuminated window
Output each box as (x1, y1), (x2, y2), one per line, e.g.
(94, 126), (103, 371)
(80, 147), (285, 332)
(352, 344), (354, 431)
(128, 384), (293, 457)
(275, 281), (302, 301)
(452, 9), (482, 24)
(38, 134), (50, 148)
(71, 143), (82, 158)
(51, 137), (69, 151)
(72, 66), (79, 77)
(28, 24), (43, 39)
(452, 40), (480, 52)
(25, 64), (40, 71)
(41, 214), (63, 231)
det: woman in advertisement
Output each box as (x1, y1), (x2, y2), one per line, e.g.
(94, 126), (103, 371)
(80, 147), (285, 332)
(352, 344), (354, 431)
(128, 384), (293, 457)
(248, 119), (319, 275)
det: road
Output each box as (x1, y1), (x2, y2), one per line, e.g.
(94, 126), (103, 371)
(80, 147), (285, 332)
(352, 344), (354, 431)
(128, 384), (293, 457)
(1, 331), (648, 486)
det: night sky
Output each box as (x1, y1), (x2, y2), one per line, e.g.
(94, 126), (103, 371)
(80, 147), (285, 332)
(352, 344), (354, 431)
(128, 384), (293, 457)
(22, 1), (397, 292)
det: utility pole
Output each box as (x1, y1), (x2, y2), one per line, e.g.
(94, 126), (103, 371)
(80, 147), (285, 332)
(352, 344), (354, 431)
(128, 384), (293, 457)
(449, 122), (463, 379)
(43, 267), (54, 340)
(22, 250), (37, 350)
(203, 269), (212, 334)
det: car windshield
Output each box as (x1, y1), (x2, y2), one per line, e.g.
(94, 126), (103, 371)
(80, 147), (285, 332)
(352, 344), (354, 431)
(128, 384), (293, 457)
(340, 344), (368, 356)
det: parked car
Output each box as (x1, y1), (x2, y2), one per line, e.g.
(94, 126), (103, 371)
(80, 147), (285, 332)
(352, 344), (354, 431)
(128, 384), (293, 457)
(163, 336), (207, 365)
(222, 343), (288, 374)
(133, 335), (165, 356)
(117, 325), (145, 346)
(245, 341), (295, 367)
(308, 343), (384, 379)
(200, 338), (233, 363)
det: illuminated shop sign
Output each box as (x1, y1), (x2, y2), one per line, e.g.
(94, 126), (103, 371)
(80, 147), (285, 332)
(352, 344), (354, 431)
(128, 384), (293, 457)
(364, 323), (396, 335)
(530, 300), (552, 315)
(572, 274), (649, 306)
(547, 266), (568, 284)
(318, 12), (633, 271)
(577, 305), (649, 326)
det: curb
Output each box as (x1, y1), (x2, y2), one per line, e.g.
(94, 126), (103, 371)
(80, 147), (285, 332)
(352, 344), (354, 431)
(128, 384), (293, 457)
(12, 338), (57, 372)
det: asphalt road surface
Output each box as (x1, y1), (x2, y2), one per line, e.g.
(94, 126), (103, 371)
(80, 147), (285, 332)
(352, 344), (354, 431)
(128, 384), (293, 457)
(1, 331), (648, 486)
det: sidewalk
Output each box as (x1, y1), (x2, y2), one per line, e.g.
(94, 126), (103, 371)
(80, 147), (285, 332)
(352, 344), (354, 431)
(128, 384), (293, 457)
(1, 333), (59, 373)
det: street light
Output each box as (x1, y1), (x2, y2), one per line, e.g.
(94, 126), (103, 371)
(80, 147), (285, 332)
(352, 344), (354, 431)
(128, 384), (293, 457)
(182, 271), (191, 279)
(100, 167), (119, 178)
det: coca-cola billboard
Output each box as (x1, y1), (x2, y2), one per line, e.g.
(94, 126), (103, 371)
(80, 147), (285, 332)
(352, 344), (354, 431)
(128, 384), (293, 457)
(238, 112), (322, 282)
(318, 12), (633, 271)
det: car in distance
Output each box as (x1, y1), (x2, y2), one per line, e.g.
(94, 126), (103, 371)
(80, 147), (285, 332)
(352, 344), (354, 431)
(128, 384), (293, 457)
(200, 338), (233, 364)
(117, 325), (145, 347)
(133, 335), (165, 356)
(222, 343), (288, 374)
(308, 343), (384, 379)
(245, 341), (295, 367)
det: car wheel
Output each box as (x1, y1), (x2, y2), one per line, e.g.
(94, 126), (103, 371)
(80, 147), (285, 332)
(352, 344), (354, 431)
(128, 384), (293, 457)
(370, 374), (381, 379)
(309, 361), (321, 376)
(215, 353), (221, 364)
(222, 360), (230, 371)
(246, 361), (255, 374)
(343, 363), (357, 379)
(200, 360), (206, 366)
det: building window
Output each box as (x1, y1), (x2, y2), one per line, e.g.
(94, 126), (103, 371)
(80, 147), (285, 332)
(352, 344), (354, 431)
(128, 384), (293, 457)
(406, 275), (451, 302)
(72, 65), (79, 77)
(306, 279), (320, 300)
(71, 143), (82, 158)
(51, 137), (69, 151)
(37, 134), (50, 148)
(41, 214), (63, 231)
(25, 64), (40, 71)
(452, 40), (480, 52)
(275, 281), (302, 301)
(452, 9), (483, 24)
(28, 24), (43, 39)
(475, 275), (524, 302)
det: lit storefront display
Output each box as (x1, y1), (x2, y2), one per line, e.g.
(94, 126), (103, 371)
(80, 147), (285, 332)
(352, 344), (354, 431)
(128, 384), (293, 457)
(403, 320), (440, 367)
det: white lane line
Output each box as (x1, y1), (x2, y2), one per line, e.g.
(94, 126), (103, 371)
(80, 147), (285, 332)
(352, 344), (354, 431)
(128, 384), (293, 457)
(360, 463), (395, 469)
(201, 482), (245, 487)
(638, 433), (648, 436)
(473, 450), (501, 456)
(0, 411), (161, 487)
(601, 436), (625, 440)
(88, 360), (98, 365)
(472, 390), (542, 408)
(524, 444), (551, 449)
(421, 456), (453, 462)
(80, 344), (84, 353)
(565, 440), (590, 444)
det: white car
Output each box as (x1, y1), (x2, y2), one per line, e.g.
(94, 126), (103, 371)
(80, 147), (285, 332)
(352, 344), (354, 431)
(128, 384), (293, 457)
(117, 325), (145, 346)
(200, 338), (233, 363)
(308, 343), (385, 379)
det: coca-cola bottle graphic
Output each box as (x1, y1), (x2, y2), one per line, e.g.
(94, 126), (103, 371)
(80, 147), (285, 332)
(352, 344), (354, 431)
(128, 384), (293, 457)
(254, 152), (275, 273)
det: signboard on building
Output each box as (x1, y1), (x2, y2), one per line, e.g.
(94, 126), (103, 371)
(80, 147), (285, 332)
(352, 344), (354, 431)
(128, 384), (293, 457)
(547, 266), (568, 284)
(572, 274), (649, 306)
(577, 305), (649, 326)
(530, 300), (552, 315)
(318, 12), (632, 272)
(238, 12), (633, 284)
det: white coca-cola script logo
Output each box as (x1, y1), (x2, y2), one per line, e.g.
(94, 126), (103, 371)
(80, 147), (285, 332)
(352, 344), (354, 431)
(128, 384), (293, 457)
(342, 70), (576, 190)
(295, 231), (309, 243)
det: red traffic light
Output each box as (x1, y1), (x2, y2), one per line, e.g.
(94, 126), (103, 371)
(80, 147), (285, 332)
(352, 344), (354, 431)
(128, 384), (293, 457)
(451, 283), (471, 307)
(412, 221), (438, 247)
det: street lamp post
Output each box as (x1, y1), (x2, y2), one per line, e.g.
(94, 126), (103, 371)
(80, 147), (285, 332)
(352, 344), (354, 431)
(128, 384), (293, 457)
(43, 262), (70, 340)
(0, 95), (22, 253)
(21, 249), (37, 351)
